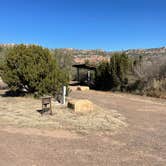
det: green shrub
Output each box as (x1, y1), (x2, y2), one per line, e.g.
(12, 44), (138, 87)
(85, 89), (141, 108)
(1, 44), (69, 96)
(95, 53), (130, 91)
(95, 61), (111, 90)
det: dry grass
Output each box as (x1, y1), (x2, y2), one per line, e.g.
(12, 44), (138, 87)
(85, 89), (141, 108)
(0, 90), (127, 134)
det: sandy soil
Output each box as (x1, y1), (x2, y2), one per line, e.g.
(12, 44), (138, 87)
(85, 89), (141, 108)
(0, 90), (166, 165)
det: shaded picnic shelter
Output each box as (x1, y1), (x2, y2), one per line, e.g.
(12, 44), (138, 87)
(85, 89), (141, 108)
(72, 63), (97, 84)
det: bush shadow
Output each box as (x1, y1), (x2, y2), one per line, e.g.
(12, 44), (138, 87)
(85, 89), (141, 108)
(0, 90), (26, 97)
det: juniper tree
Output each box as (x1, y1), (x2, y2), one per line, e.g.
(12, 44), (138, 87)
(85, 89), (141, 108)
(1, 44), (69, 96)
(95, 52), (130, 91)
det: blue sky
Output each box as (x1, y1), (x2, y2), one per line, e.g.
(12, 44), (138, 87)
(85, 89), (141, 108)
(0, 0), (166, 51)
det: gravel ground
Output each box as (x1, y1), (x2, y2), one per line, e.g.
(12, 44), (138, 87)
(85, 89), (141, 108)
(0, 90), (166, 166)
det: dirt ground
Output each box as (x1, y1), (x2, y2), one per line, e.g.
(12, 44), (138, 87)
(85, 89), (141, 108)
(0, 90), (166, 165)
(0, 90), (126, 133)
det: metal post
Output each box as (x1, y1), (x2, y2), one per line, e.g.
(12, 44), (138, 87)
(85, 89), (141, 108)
(88, 70), (90, 82)
(62, 86), (66, 105)
(77, 68), (80, 82)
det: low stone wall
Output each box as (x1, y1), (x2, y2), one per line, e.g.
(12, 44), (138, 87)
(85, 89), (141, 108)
(77, 86), (90, 91)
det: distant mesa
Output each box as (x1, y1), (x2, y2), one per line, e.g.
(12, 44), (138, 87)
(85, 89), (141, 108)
(1, 43), (166, 65)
